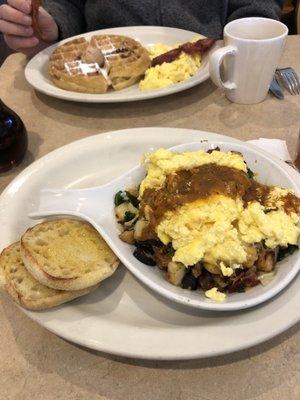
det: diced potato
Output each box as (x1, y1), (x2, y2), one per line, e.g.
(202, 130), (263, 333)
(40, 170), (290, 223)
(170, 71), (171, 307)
(126, 187), (139, 198)
(166, 262), (186, 286)
(119, 230), (135, 244)
(257, 250), (276, 272)
(203, 263), (221, 275)
(134, 219), (149, 240)
(244, 246), (258, 268)
(115, 202), (138, 221)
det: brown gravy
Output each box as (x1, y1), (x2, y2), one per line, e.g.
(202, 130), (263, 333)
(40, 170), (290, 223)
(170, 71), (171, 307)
(140, 164), (300, 237)
(243, 180), (271, 206)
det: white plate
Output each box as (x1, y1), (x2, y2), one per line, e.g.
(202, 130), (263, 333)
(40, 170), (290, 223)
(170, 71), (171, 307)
(0, 128), (299, 360)
(30, 141), (300, 311)
(25, 26), (218, 103)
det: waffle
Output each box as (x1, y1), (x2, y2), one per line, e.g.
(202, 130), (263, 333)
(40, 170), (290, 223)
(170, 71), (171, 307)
(48, 35), (151, 93)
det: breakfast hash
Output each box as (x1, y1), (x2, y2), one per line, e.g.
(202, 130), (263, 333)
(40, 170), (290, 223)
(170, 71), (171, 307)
(114, 148), (300, 302)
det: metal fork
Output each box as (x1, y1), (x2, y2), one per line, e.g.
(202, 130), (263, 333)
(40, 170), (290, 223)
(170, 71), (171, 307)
(275, 67), (300, 95)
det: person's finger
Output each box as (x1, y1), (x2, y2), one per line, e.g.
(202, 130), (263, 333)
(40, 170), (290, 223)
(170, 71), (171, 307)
(0, 4), (32, 25)
(7, 0), (31, 15)
(0, 19), (33, 36)
(4, 34), (39, 50)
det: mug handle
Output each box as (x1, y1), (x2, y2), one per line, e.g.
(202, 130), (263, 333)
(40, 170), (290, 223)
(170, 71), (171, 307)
(209, 45), (238, 90)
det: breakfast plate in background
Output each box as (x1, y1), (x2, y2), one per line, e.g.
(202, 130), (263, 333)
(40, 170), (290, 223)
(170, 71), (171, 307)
(0, 127), (299, 360)
(25, 26), (219, 103)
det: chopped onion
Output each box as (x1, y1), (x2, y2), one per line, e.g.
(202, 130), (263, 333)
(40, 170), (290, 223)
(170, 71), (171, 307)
(258, 271), (276, 286)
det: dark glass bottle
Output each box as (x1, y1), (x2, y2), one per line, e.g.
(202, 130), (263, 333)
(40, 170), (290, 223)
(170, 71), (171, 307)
(0, 99), (28, 173)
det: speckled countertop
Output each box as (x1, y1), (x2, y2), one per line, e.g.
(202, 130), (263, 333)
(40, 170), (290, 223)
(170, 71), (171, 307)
(0, 35), (299, 400)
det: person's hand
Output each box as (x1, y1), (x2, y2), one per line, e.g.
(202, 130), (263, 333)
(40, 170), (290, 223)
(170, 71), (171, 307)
(0, 0), (59, 56)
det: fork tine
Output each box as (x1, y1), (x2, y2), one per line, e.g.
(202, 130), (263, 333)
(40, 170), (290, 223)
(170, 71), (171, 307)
(290, 69), (300, 94)
(275, 69), (286, 91)
(276, 68), (300, 95)
(286, 70), (299, 95)
(277, 69), (292, 94)
(283, 71), (296, 95)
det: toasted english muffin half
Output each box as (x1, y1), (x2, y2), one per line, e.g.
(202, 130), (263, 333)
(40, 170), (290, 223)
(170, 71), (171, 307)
(0, 242), (98, 310)
(20, 219), (119, 291)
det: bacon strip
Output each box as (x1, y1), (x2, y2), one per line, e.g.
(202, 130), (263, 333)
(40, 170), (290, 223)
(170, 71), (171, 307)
(151, 38), (216, 67)
(31, 0), (44, 41)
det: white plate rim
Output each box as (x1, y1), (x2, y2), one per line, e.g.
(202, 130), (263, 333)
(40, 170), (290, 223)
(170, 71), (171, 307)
(24, 26), (218, 103)
(21, 294), (298, 361)
(0, 127), (299, 360)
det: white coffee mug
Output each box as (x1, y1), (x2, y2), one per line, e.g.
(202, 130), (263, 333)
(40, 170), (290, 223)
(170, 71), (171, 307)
(209, 17), (288, 104)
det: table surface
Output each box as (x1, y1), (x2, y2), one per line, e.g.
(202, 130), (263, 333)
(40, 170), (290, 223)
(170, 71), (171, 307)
(0, 35), (299, 400)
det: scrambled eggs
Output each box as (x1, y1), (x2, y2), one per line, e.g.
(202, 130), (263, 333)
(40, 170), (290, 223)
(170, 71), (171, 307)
(157, 194), (247, 266)
(139, 148), (300, 269)
(239, 202), (299, 248)
(220, 262), (234, 277)
(205, 287), (226, 303)
(139, 39), (201, 91)
(116, 146), (300, 302)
